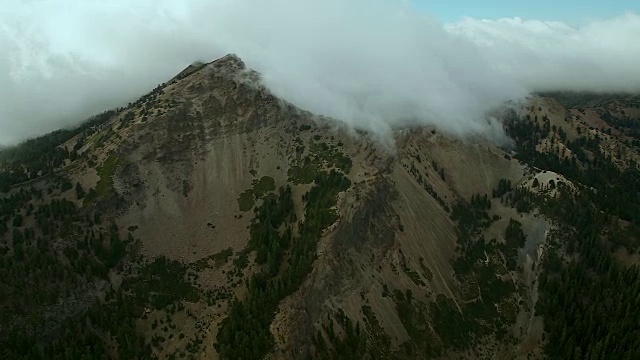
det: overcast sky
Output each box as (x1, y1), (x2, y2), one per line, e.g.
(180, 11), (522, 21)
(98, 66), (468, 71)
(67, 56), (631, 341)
(417, 0), (639, 23)
(1, 0), (640, 145)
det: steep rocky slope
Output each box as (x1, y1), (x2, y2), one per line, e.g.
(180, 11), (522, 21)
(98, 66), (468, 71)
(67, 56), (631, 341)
(1, 55), (639, 360)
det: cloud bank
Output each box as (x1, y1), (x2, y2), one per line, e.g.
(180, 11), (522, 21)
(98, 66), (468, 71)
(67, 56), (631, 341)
(1, 0), (639, 145)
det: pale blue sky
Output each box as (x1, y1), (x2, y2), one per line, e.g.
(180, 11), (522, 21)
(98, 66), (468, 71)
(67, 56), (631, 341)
(414, 0), (640, 24)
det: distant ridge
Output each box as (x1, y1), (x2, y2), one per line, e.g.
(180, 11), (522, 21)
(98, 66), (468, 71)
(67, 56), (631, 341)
(537, 91), (640, 109)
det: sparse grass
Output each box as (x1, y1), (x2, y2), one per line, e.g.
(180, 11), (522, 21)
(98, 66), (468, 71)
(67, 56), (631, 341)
(288, 161), (320, 185)
(86, 155), (121, 203)
(88, 131), (107, 148)
(288, 142), (352, 184)
(310, 142), (352, 173)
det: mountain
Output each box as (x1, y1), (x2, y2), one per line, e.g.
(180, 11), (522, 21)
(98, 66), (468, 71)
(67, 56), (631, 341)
(1, 54), (639, 360)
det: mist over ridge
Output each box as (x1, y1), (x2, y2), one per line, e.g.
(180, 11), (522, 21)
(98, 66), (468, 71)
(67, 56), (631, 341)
(1, 0), (639, 145)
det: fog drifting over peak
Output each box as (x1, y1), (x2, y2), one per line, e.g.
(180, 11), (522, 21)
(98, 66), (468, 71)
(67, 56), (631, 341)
(1, 0), (639, 145)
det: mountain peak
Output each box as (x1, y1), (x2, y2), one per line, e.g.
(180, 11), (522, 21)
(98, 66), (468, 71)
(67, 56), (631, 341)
(168, 54), (249, 85)
(203, 53), (262, 86)
(208, 53), (246, 70)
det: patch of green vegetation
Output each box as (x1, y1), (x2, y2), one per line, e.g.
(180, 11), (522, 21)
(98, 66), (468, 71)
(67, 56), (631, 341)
(212, 248), (233, 267)
(78, 256), (199, 359)
(237, 189), (255, 211)
(429, 294), (481, 350)
(231, 250), (249, 277)
(89, 130), (108, 148)
(497, 298), (518, 326)
(361, 305), (393, 357)
(299, 124), (312, 131)
(238, 176), (276, 211)
(60, 177), (73, 192)
(418, 257), (434, 281)
(191, 247), (233, 271)
(425, 193), (521, 351)
(288, 142), (352, 184)
(407, 162), (450, 212)
(3, 220), (179, 359)
(185, 336), (204, 356)
(125, 256), (200, 310)
(182, 179), (190, 197)
(86, 155), (122, 203)
(502, 218), (527, 271)
(217, 170), (351, 360)
(252, 176), (275, 197)
(492, 178), (513, 198)
(401, 261), (426, 287)
(288, 159), (321, 185)
(314, 309), (370, 359)
(393, 289), (443, 357)
(457, 274), (481, 302)
(310, 142), (352, 174)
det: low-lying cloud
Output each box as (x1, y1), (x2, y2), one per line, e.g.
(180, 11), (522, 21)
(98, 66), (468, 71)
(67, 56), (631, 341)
(1, 0), (639, 145)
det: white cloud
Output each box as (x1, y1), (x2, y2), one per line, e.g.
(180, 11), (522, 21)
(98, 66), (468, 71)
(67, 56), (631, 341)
(1, 0), (639, 145)
(448, 13), (640, 92)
